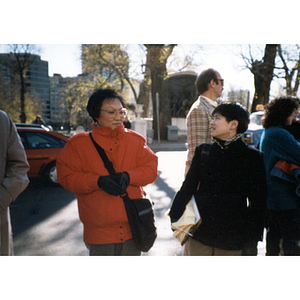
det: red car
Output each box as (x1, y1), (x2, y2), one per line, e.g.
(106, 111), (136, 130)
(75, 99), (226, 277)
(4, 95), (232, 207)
(16, 124), (69, 184)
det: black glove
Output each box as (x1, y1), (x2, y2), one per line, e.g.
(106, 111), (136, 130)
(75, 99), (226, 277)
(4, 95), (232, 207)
(97, 175), (123, 196)
(110, 172), (130, 195)
(119, 172), (130, 195)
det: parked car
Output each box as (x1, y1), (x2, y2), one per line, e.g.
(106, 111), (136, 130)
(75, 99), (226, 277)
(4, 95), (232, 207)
(242, 111), (264, 148)
(16, 123), (68, 184)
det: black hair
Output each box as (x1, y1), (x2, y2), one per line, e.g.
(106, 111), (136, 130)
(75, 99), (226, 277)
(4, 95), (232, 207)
(195, 68), (219, 94)
(86, 88), (127, 122)
(262, 96), (299, 129)
(212, 102), (250, 134)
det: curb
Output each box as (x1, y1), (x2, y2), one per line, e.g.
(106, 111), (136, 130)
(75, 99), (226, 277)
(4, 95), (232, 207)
(148, 139), (187, 152)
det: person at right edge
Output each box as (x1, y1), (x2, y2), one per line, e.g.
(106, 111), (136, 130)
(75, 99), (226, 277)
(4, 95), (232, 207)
(260, 97), (300, 255)
(169, 102), (267, 255)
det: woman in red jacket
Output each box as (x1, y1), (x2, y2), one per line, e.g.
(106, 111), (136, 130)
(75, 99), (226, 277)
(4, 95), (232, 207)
(57, 88), (158, 256)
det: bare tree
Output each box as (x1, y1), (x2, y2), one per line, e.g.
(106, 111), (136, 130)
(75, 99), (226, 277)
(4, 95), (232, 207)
(83, 44), (177, 139)
(240, 44), (278, 112)
(137, 63), (151, 118)
(143, 44), (177, 140)
(0, 67), (19, 118)
(82, 44), (138, 101)
(0, 44), (39, 122)
(277, 44), (300, 96)
(137, 44), (200, 119)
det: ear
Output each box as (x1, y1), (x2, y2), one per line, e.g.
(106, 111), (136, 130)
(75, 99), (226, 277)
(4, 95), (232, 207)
(209, 79), (215, 88)
(230, 120), (238, 130)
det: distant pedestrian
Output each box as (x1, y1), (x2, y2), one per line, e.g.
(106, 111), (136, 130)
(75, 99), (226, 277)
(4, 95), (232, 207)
(57, 88), (158, 256)
(0, 110), (29, 255)
(260, 96), (300, 255)
(123, 116), (131, 129)
(32, 114), (46, 126)
(169, 102), (267, 255)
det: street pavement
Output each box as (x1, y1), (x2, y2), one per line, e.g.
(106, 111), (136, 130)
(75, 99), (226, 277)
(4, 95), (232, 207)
(142, 149), (187, 256)
(11, 181), (88, 256)
(11, 137), (266, 256)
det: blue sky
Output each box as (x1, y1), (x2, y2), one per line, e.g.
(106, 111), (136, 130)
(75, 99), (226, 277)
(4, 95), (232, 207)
(38, 44), (82, 77)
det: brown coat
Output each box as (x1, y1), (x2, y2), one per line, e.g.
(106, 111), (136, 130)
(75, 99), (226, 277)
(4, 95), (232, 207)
(0, 110), (29, 255)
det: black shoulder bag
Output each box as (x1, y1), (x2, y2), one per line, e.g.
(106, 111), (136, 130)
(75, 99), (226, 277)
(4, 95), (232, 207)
(89, 133), (157, 252)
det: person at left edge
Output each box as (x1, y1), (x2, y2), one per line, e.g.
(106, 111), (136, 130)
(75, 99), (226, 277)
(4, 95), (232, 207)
(0, 110), (29, 255)
(56, 88), (158, 256)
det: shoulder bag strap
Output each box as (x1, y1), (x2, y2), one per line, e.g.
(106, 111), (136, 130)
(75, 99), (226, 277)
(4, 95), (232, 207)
(89, 133), (131, 201)
(195, 142), (212, 190)
(200, 142), (212, 167)
(89, 132), (116, 174)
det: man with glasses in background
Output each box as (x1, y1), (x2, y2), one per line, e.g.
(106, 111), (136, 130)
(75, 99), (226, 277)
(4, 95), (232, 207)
(185, 68), (224, 175)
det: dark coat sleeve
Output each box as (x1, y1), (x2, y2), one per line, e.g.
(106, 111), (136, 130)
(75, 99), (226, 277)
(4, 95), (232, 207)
(168, 145), (203, 222)
(246, 150), (268, 241)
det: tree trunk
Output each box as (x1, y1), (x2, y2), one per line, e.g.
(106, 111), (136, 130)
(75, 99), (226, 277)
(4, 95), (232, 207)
(19, 70), (26, 123)
(137, 65), (151, 118)
(251, 44), (278, 112)
(144, 44), (176, 140)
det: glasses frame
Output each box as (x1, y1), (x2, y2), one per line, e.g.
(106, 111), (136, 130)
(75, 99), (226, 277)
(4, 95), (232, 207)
(100, 108), (127, 119)
(216, 79), (224, 85)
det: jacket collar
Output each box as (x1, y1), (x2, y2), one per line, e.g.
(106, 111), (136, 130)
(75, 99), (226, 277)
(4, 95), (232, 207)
(213, 134), (243, 149)
(92, 123), (125, 138)
(200, 95), (218, 108)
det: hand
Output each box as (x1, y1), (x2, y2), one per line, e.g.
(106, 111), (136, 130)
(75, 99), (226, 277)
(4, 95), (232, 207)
(110, 172), (130, 195)
(119, 172), (130, 194)
(97, 175), (122, 196)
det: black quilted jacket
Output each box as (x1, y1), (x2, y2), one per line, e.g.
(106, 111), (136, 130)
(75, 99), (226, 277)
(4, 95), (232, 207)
(169, 138), (268, 250)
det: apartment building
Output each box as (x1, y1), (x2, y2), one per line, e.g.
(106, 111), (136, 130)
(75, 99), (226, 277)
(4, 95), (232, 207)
(0, 53), (50, 121)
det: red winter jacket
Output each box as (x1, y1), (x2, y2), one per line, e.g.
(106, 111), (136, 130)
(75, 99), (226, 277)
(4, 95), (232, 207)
(57, 124), (158, 244)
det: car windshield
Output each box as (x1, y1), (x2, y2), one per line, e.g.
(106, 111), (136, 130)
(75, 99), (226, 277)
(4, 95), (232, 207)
(18, 131), (67, 149)
(249, 113), (263, 126)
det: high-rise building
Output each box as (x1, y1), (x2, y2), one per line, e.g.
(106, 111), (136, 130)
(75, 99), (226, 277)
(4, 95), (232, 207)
(0, 53), (50, 121)
(26, 55), (50, 120)
(49, 73), (79, 130)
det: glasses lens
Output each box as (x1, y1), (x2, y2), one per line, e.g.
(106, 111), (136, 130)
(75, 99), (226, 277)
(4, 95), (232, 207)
(101, 108), (127, 118)
(120, 109), (127, 117)
(107, 110), (116, 118)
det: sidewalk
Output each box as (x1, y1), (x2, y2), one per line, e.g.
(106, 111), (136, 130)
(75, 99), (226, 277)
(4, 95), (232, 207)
(148, 135), (187, 152)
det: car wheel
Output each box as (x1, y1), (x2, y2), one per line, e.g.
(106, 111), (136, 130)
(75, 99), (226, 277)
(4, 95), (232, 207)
(43, 162), (58, 185)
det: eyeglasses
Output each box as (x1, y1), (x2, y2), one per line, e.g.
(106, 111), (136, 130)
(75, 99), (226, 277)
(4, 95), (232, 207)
(100, 108), (127, 119)
(216, 79), (224, 85)
(217, 79), (224, 85)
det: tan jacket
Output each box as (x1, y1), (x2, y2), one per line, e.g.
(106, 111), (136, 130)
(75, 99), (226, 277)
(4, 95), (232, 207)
(0, 111), (29, 255)
(185, 96), (217, 175)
